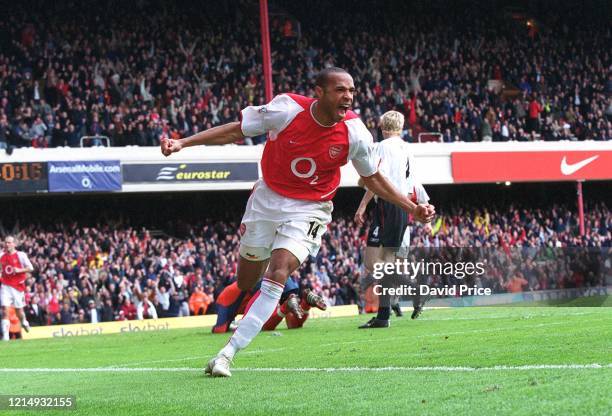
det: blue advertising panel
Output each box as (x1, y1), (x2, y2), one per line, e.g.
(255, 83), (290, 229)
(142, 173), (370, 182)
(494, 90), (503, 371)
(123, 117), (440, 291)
(122, 162), (259, 183)
(48, 161), (122, 192)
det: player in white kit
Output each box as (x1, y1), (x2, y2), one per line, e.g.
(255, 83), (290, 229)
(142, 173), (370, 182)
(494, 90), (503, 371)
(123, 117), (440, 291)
(161, 68), (435, 377)
(353, 111), (433, 328)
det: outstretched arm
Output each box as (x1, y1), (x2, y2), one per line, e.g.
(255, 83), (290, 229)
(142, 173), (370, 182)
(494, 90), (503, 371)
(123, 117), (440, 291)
(161, 122), (244, 156)
(361, 172), (435, 223)
(161, 94), (296, 156)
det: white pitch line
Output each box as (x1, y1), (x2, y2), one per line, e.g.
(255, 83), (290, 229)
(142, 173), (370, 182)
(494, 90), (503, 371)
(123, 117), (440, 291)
(419, 311), (596, 321)
(104, 355), (209, 368)
(0, 364), (610, 373)
(242, 347), (288, 355)
(104, 348), (290, 368)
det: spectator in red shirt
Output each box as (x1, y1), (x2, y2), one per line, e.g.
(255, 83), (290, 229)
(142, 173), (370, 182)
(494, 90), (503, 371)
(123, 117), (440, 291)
(282, 19), (293, 38)
(528, 95), (542, 134)
(120, 298), (137, 320)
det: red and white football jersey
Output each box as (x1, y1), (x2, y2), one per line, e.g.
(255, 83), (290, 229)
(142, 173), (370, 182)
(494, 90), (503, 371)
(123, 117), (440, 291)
(0, 251), (33, 291)
(241, 93), (377, 201)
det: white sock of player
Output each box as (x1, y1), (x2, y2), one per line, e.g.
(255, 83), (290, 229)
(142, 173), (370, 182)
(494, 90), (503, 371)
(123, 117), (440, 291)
(219, 278), (284, 359)
(1, 319), (9, 341)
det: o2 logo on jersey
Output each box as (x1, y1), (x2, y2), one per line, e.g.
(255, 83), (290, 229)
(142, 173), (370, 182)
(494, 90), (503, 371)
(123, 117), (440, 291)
(3, 265), (15, 275)
(290, 157), (318, 184)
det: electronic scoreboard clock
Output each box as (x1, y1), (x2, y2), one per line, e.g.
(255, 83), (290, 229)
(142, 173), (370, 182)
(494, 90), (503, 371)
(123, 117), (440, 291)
(0, 162), (48, 193)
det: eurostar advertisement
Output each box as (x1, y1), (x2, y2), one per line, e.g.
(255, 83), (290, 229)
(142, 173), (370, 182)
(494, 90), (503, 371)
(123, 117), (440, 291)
(122, 162), (259, 183)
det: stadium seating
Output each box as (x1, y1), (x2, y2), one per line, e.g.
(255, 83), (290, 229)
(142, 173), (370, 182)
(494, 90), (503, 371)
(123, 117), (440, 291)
(0, 0), (610, 150)
(5, 198), (609, 327)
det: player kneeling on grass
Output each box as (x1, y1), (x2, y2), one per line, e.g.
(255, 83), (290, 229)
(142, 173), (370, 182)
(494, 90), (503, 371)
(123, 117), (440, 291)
(212, 277), (327, 333)
(1, 236), (34, 340)
(161, 67), (434, 377)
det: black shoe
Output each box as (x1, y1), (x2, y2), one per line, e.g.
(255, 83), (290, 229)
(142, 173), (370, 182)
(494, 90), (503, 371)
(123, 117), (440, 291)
(391, 303), (403, 317)
(411, 294), (432, 319)
(358, 318), (390, 329)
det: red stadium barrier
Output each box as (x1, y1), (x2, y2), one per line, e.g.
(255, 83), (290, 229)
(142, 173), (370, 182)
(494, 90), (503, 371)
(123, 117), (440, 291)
(452, 150), (612, 183)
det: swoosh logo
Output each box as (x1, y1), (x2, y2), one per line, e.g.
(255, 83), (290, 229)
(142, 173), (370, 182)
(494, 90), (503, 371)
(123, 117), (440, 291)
(560, 155), (599, 175)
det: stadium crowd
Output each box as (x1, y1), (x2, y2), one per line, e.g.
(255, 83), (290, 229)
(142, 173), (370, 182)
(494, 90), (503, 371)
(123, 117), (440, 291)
(0, 0), (610, 150)
(1, 200), (609, 327)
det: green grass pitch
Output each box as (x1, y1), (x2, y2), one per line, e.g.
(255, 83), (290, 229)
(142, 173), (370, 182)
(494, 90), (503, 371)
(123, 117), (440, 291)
(0, 306), (610, 415)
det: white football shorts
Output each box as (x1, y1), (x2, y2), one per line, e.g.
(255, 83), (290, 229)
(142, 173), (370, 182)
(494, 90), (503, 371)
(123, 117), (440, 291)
(239, 180), (333, 264)
(0, 284), (26, 309)
(396, 226), (411, 259)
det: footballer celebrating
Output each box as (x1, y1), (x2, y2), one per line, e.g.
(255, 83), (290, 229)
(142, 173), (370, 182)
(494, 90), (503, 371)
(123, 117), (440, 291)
(1, 235), (34, 340)
(161, 67), (435, 377)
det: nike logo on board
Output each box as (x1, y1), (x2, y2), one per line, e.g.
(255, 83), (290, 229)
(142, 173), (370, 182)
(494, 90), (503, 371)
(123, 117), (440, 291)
(560, 155), (599, 175)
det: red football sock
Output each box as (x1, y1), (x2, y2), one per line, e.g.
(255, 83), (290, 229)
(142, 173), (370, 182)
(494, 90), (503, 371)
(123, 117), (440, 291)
(278, 298), (291, 315)
(262, 305), (284, 331)
(300, 298), (311, 312)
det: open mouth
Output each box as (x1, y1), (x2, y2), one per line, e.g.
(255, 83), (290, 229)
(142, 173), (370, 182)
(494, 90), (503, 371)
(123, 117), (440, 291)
(337, 104), (350, 116)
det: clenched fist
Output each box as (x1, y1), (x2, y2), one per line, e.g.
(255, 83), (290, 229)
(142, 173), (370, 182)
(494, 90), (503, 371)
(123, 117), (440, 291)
(413, 204), (435, 224)
(161, 138), (182, 156)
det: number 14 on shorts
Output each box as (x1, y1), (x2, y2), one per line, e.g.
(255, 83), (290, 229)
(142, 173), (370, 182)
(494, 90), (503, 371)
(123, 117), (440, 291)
(306, 221), (323, 240)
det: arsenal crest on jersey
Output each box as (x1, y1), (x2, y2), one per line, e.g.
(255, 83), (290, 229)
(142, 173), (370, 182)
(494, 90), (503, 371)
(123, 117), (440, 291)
(329, 145), (343, 159)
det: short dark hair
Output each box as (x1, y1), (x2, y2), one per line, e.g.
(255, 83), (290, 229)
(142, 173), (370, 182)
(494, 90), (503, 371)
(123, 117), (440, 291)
(315, 67), (349, 88)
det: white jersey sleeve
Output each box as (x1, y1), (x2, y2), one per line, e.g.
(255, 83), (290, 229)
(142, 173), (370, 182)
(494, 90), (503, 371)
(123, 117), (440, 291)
(240, 94), (304, 139)
(17, 251), (33, 270)
(414, 183), (430, 204)
(407, 176), (430, 204)
(345, 118), (378, 177)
